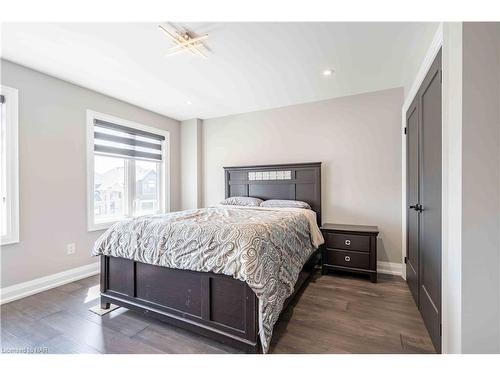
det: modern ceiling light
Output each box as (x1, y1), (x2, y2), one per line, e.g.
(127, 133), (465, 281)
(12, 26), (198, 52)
(322, 69), (334, 76)
(158, 24), (209, 59)
(186, 100), (193, 105)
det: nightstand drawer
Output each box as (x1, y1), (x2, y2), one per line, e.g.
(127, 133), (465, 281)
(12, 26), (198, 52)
(325, 232), (370, 252)
(323, 249), (369, 269)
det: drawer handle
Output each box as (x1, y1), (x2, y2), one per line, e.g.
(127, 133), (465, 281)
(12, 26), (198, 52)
(344, 256), (351, 262)
(345, 239), (351, 246)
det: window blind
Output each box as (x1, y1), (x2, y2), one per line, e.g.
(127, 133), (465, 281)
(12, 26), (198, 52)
(93, 118), (164, 161)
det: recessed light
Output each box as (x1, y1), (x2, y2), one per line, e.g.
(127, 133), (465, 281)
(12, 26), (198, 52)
(322, 69), (334, 77)
(186, 100), (193, 105)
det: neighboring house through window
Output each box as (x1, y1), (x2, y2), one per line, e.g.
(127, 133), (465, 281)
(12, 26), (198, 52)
(0, 85), (20, 245)
(87, 110), (169, 231)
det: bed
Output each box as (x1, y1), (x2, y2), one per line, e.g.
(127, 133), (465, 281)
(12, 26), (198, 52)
(93, 162), (322, 353)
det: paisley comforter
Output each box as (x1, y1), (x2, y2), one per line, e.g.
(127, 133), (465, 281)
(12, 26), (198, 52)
(92, 205), (324, 353)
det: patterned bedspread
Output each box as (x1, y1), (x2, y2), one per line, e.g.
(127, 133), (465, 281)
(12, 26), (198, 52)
(92, 206), (322, 353)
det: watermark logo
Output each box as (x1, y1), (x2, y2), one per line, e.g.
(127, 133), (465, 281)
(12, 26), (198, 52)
(2, 347), (49, 354)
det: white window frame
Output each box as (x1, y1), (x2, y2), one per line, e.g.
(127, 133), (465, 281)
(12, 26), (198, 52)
(0, 85), (20, 245)
(86, 110), (170, 231)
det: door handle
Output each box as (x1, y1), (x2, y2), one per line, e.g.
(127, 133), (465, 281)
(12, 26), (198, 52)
(409, 204), (424, 212)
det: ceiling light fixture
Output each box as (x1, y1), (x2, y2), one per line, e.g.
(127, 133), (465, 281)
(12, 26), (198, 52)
(322, 69), (334, 76)
(158, 24), (209, 59)
(186, 100), (193, 105)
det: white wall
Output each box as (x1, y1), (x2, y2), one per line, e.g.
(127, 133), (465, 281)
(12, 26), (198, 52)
(201, 88), (404, 264)
(180, 118), (202, 210)
(442, 22), (463, 354)
(497, 22), (500, 347)
(441, 22), (500, 354)
(0, 60), (181, 288)
(460, 22), (500, 353)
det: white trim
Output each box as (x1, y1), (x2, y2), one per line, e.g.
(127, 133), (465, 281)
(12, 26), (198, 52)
(441, 22), (463, 354)
(377, 261), (403, 277)
(86, 110), (170, 232)
(89, 219), (121, 232)
(0, 85), (19, 246)
(0, 262), (100, 305)
(401, 23), (443, 280)
(0, 259), (403, 305)
(402, 23), (444, 115)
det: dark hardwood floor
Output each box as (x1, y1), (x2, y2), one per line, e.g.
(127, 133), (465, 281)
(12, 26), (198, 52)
(1, 271), (435, 354)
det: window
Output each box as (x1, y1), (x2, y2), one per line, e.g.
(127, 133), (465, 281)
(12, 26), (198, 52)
(0, 86), (19, 245)
(87, 111), (169, 231)
(94, 155), (126, 223)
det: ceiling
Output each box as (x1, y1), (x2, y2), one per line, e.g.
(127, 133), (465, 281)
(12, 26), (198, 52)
(1, 22), (438, 121)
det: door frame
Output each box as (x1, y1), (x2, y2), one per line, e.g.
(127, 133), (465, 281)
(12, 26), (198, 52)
(401, 23), (443, 348)
(401, 23), (443, 281)
(405, 96), (420, 305)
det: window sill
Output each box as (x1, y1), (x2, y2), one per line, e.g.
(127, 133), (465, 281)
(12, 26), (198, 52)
(1, 236), (20, 246)
(88, 211), (167, 232)
(88, 220), (121, 232)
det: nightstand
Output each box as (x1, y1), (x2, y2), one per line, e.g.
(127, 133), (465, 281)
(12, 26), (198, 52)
(321, 223), (379, 283)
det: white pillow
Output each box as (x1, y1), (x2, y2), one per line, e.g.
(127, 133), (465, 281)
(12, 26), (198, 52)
(220, 196), (263, 207)
(260, 199), (311, 209)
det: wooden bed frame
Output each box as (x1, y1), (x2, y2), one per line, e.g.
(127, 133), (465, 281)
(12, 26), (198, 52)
(100, 162), (322, 353)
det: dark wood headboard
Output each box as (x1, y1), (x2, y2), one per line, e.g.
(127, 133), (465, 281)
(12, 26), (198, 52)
(223, 162), (322, 225)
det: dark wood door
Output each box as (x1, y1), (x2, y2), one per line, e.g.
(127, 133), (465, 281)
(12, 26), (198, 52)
(406, 97), (420, 305)
(405, 49), (442, 353)
(418, 50), (442, 353)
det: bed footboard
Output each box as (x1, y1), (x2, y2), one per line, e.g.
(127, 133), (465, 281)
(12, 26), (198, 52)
(100, 250), (319, 353)
(100, 255), (260, 352)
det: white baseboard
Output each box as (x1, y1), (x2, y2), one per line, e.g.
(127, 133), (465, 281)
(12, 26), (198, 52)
(0, 259), (402, 304)
(377, 261), (403, 276)
(1, 262), (100, 305)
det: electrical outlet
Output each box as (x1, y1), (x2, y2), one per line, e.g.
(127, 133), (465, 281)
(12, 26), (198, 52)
(66, 243), (76, 255)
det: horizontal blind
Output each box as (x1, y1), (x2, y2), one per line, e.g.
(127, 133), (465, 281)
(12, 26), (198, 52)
(93, 118), (164, 161)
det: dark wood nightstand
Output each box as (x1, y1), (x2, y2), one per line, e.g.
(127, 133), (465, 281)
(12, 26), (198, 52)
(321, 223), (379, 283)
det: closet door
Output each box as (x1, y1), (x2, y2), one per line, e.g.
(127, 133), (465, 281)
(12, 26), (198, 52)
(406, 97), (420, 305)
(405, 49), (442, 353)
(418, 50), (442, 353)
